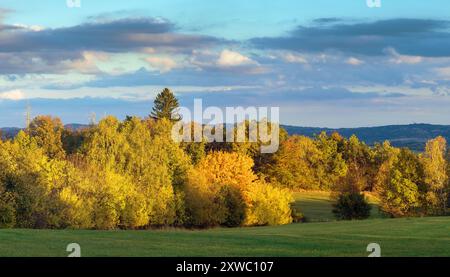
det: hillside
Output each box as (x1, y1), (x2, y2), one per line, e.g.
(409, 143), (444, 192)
(282, 123), (450, 151)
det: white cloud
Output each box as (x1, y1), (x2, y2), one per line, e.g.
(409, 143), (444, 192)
(13, 23), (45, 32)
(281, 53), (308, 64)
(434, 67), (450, 79)
(385, 48), (423, 64)
(217, 49), (254, 67)
(0, 89), (25, 100)
(346, 57), (364, 66)
(146, 56), (178, 72)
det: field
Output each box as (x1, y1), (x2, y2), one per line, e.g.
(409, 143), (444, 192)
(0, 192), (449, 257)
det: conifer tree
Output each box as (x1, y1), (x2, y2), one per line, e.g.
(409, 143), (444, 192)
(151, 88), (181, 121)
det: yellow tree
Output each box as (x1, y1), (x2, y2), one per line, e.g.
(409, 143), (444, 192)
(185, 151), (292, 227)
(28, 115), (65, 159)
(421, 136), (448, 215)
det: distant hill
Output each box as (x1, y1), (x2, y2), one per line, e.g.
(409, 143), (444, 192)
(282, 123), (450, 151)
(2, 123), (449, 151)
(0, 124), (90, 140)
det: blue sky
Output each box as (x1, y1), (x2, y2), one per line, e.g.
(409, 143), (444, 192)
(1, 0), (450, 127)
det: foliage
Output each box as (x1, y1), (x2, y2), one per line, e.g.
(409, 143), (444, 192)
(243, 181), (293, 226)
(184, 152), (292, 227)
(151, 88), (181, 121)
(421, 136), (448, 215)
(376, 146), (423, 217)
(332, 192), (372, 220)
(28, 115), (65, 159)
(269, 134), (347, 190)
(0, 91), (448, 229)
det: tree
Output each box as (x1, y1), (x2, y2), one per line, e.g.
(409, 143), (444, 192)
(339, 135), (376, 192)
(184, 152), (292, 227)
(332, 192), (371, 220)
(421, 136), (448, 215)
(151, 88), (181, 121)
(28, 115), (65, 159)
(269, 136), (320, 189)
(375, 147), (423, 217)
(269, 134), (346, 190)
(243, 180), (293, 226)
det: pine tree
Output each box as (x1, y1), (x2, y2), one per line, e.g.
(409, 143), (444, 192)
(151, 88), (181, 121)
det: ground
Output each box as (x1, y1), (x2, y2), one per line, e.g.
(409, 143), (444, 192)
(0, 192), (448, 257)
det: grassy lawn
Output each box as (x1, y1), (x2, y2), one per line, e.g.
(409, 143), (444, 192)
(292, 191), (383, 222)
(0, 192), (448, 257)
(0, 217), (448, 257)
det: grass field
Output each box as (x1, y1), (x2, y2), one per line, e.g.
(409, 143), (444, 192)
(292, 191), (383, 222)
(0, 192), (448, 257)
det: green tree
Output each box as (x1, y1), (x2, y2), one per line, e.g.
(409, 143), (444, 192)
(151, 88), (181, 121)
(376, 147), (423, 217)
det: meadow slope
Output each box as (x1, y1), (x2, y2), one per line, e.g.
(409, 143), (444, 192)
(0, 192), (448, 257)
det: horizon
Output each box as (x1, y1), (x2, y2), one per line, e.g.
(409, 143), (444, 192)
(0, 119), (448, 130)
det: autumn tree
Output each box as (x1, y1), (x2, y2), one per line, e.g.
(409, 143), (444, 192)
(270, 134), (346, 190)
(185, 151), (292, 227)
(376, 146), (423, 217)
(151, 88), (181, 121)
(28, 115), (65, 159)
(421, 136), (448, 215)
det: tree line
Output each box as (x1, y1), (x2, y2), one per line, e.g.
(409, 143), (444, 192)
(0, 88), (448, 229)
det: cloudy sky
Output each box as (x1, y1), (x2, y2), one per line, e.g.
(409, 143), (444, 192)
(1, 0), (450, 127)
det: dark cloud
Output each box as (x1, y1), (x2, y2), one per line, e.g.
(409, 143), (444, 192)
(0, 17), (220, 53)
(0, 17), (223, 74)
(251, 19), (450, 57)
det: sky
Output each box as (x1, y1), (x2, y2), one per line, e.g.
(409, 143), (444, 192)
(1, 0), (450, 127)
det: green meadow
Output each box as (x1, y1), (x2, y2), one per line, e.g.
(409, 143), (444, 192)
(0, 192), (448, 257)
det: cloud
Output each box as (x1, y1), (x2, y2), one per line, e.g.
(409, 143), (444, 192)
(433, 67), (450, 80)
(0, 89), (25, 100)
(280, 52), (308, 64)
(385, 48), (423, 64)
(346, 57), (364, 66)
(217, 49), (254, 67)
(12, 23), (45, 32)
(0, 17), (222, 74)
(146, 56), (178, 72)
(0, 17), (220, 53)
(251, 19), (450, 57)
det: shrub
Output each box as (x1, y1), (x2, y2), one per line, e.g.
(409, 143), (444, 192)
(290, 207), (304, 223)
(332, 192), (372, 220)
(243, 182), (293, 226)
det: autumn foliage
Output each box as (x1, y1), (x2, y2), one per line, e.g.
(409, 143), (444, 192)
(0, 89), (449, 228)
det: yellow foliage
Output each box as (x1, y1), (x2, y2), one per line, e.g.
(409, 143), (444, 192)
(185, 151), (292, 227)
(243, 181), (293, 226)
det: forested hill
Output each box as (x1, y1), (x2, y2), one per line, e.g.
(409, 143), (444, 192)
(2, 123), (450, 151)
(282, 123), (450, 151)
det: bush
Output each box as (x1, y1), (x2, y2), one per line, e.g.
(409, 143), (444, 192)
(332, 192), (372, 220)
(243, 182), (293, 226)
(290, 207), (304, 223)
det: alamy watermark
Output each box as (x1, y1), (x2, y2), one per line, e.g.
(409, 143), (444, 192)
(171, 99), (280, 153)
